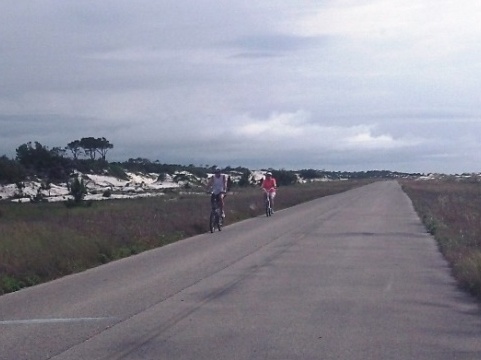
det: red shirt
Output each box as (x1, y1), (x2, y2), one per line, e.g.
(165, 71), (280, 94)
(262, 177), (277, 191)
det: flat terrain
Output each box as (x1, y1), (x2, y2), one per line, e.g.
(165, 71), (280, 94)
(1, 181), (480, 359)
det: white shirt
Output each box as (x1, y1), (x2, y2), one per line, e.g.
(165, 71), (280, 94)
(211, 174), (226, 195)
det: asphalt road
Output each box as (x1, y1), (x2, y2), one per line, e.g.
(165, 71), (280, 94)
(1, 181), (480, 359)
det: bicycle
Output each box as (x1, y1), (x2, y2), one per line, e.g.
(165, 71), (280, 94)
(263, 188), (275, 217)
(209, 193), (224, 233)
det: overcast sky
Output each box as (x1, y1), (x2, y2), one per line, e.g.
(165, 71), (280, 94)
(1, 0), (481, 174)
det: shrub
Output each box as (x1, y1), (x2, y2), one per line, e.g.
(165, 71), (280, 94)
(69, 176), (87, 203)
(108, 164), (129, 180)
(0, 155), (26, 184)
(454, 251), (481, 298)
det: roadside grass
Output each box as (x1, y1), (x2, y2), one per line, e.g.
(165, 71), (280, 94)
(401, 178), (481, 301)
(0, 180), (370, 295)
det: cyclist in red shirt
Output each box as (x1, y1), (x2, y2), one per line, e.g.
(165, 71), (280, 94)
(261, 172), (277, 212)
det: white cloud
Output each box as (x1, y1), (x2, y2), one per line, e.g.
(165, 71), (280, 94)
(233, 111), (422, 152)
(343, 129), (421, 150)
(295, 0), (481, 41)
(293, 0), (481, 68)
(295, 0), (415, 38)
(236, 111), (308, 137)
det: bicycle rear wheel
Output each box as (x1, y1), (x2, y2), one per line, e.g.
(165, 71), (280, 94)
(265, 199), (271, 217)
(209, 212), (216, 233)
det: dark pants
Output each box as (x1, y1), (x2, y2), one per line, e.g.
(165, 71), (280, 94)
(211, 193), (224, 211)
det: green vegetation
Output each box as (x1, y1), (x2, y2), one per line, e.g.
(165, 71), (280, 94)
(401, 178), (481, 301)
(0, 180), (369, 295)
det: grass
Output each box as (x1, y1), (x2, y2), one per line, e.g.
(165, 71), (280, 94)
(401, 178), (481, 301)
(0, 180), (370, 295)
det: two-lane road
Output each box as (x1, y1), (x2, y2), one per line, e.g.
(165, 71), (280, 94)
(1, 181), (480, 359)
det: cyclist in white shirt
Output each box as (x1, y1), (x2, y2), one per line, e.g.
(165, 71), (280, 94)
(206, 168), (228, 218)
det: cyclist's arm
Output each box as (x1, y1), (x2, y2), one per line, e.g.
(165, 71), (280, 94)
(261, 187), (275, 194)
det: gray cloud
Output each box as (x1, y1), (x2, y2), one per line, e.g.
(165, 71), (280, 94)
(1, 0), (481, 174)
(225, 33), (329, 58)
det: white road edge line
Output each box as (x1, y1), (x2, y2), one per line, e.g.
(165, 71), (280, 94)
(0, 317), (116, 325)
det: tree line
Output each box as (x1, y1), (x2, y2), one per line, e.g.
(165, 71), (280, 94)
(0, 137), (113, 184)
(0, 137), (418, 188)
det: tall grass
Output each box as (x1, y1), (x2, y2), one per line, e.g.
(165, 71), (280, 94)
(0, 180), (369, 295)
(401, 178), (481, 301)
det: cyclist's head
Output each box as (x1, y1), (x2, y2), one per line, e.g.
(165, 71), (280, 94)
(214, 167), (221, 176)
(266, 172), (272, 177)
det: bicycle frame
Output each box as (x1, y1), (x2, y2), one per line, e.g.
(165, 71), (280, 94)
(209, 193), (224, 232)
(263, 188), (274, 217)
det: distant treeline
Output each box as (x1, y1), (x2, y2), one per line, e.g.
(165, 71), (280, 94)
(0, 139), (421, 186)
